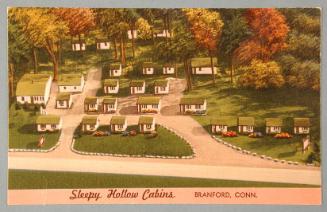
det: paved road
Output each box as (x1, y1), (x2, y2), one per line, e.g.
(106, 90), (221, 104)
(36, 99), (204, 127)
(8, 67), (322, 185)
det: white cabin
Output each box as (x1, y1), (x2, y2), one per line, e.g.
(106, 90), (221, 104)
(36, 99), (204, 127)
(138, 116), (156, 133)
(56, 93), (73, 109)
(137, 97), (161, 114)
(97, 40), (110, 50)
(127, 30), (137, 39)
(110, 116), (127, 133)
(72, 42), (86, 51)
(36, 115), (62, 132)
(102, 97), (118, 114)
(154, 80), (169, 94)
(103, 79), (119, 94)
(265, 118), (283, 134)
(81, 116), (99, 132)
(163, 65), (175, 75)
(191, 58), (218, 75)
(179, 97), (207, 114)
(58, 74), (85, 93)
(130, 81), (146, 94)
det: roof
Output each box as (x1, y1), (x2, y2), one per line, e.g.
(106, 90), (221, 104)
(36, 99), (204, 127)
(16, 74), (51, 96)
(56, 93), (71, 101)
(72, 40), (85, 44)
(103, 97), (117, 104)
(180, 97), (206, 105)
(163, 63), (174, 67)
(58, 74), (83, 86)
(96, 38), (110, 43)
(110, 116), (126, 125)
(154, 80), (168, 87)
(84, 97), (98, 104)
(238, 117), (255, 126)
(109, 63), (121, 70)
(265, 118), (283, 127)
(137, 96), (161, 105)
(36, 115), (61, 124)
(138, 116), (154, 124)
(143, 62), (154, 68)
(104, 79), (118, 87)
(130, 80), (145, 87)
(294, 118), (310, 127)
(190, 57), (218, 67)
(82, 116), (98, 124)
(211, 117), (231, 126)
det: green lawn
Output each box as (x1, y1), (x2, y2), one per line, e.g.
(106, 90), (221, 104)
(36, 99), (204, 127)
(9, 105), (61, 150)
(186, 76), (320, 163)
(73, 125), (193, 157)
(8, 169), (319, 189)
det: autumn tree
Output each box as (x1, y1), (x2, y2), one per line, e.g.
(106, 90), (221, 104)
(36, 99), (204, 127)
(136, 17), (152, 40)
(237, 60), (285, 89)
(10, 8), (68, 81)
(234, 9), (289, 65)
(218, 9), (251, 84)
(184, 9), (224, 84)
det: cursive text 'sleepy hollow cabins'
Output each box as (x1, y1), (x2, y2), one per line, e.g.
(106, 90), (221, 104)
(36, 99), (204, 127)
(190, 57), (218, 75)
(294, 118), (310, 134)
(162, 64), (175, 75)
(265, 118), (283, 134)
(138, 116), (156, 133)
(16, 73), (52, 106)
(36, 115), (62, 132)
(154, 80), (169, 94)
(127, 29), (137, 39)
(102, 97), (118, 113)
(103, 63), (122, 77)
(58, 74), (85, 93)
(103, 79), (119, 94)
(110, 116), (127, 133)
(211, 117), (232, 134)
(56, 93), (72, 109)
(142, 62), (155, 75)
(179, 97), (207, 115)
(130, 80), (146, 94)
(96, 39), (110, 50)
(81, 115), (99, 132)
(72, 40), (86, 51)
(238, 117), (255, 134)
(137, 96), (161, 114)
(84, 97), (100, 113)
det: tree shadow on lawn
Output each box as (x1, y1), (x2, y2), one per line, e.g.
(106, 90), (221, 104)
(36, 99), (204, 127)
(18, 124), (37, 135)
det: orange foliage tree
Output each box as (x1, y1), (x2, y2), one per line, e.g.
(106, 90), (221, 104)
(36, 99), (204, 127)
(235, 9), (289, 65)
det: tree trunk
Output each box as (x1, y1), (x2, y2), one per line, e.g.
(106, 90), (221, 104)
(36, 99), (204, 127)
(230, 57), (234, 84)
(9, 63), (15, 99)
(122, 38), (127, 64)
(113, 38), (118, 60)
(78, 34), (81, 43)
(131, 25), (136, 58)
(120, 37), (125, 65)
(174, 62), (178, 78)
(210, 52), (216, 84)
(45, 40), (59, 81)
(32, 48), (38, 73)
(184, 59), (192, 91)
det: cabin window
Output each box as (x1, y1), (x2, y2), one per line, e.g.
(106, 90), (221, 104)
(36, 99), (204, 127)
(199, 67), (202, 71)
(186, 105), (191, 109)
(89, 104), (96, 108)
(118, 125), (123, 129)
(137, 87), (143, 91)
(40, 124), (46, 130)
(74, 86), (77, 89)
(273, 126), (279, 131)
(63, 86), (66, 90)
(89, 124), (95, 130)
(195, 105), (201, 109)
(40, 96), (44, 101)
(141, 105), (147, 109)
(51, 124), (57, 129)
(108, 104), (114, 109)
(302, 127), (309, 131)
(146, 124), (152, 129)
(160, 86), (166, 91)
(59, 101), (64, 106)
(152, 104), (158, 109)
(109, 86), (115, 90)
(21, 97), (25, 101)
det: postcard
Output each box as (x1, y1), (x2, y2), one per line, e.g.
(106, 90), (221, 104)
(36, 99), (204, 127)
(7, 7), (321, 205)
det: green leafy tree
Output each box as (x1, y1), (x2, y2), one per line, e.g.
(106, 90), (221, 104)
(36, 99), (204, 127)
(238, 59), (285, 89)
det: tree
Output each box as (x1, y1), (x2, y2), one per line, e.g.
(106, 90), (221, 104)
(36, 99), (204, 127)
(9, 8), (68, 81)
(218, 9), (251, 84)
(136, 17), (152, 40)
(124, 9), (139, 58)
(234, 9), (289, 64)
(8, 14), (30, 99)
(184, 9), (224, 84)
(237, 59), (285, 89)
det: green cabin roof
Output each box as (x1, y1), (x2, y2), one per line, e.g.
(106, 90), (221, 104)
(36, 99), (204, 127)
(104, 79), (118, 87)
(103, 97), (117, 104)
(16, 74), (51, 96)
(109, 63), (121, 70)
(190, 57), (218, 67)
(82, 116), (98, 124)
(294, 118), (310, 127)
(180, 97), (206, 105)
(143, 62), (154, 68)
(211, 117), (236, 126)
(265, 118), (283, 127)
(110, 116), (126, 125)
(137, 96), (161, 105)
(84, 97), (98, 104)
(154, 80), (168, 87)
(130, 80), (145, 87)
(238, 117), (255, 126)
(58, 74), (83, 86)
(36, 115), (61, 124)
(138, 116), (154, 124)
(56, 93), (71, 101)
